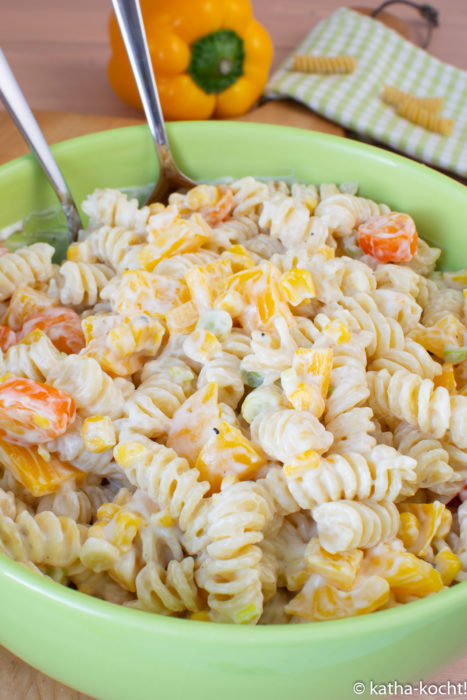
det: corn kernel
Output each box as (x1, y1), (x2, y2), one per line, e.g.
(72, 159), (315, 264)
(158, 512), (175, 527)
(234, 602), (261, 624)
(83, 416), (116, 453)
(183, 328), (221, 363)
(190, 611), (211, 622)
(435, 548), (461, 585)
(280, 269), (316, 306)
(283, 449), (320, 477)
(19, 328), (45, 345)
(316, 245), (335, 260)
(67, 242), (89, 262)
(322, 320), (351, 345)
(114, 441), (147, 469)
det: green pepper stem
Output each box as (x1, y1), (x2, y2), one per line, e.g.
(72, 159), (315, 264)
(188, 29), (245, 94)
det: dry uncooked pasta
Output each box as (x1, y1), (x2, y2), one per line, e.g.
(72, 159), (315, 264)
(0, 179), (465, 624)
(381, 85), (444, 112)
(292, 54), (357, 74)
(397, 100), (454, 136)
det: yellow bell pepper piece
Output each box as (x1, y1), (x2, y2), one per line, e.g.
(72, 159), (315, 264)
(0, 438), (83, 497)
(286, 575), (389, 621)
(433, 363), (457, 393)
(411, 314), (465, 360)
(280, 269), (316, 306)
(222, 245), (255, 272)
(434, 547), (462, 586)
(292, 348), (333, 396)
(305, 538), (363, 591)
(165, 301), (199, 334)
(140, 214), (210, 271)
(108, 0), (273, 120)
(195, 420), (265, 492)
(364, 543), (444, 600)
(398, 502), (450, 557)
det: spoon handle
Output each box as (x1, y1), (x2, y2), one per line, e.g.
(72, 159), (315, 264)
(111, 0), (170, 156)
(0, 48), (82, 242)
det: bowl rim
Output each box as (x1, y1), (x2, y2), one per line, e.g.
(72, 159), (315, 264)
(3, 552), (467, 641)
(0, 121), (466, 642)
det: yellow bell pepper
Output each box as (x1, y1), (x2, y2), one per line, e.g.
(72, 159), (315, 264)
(108, 0), (273, 119)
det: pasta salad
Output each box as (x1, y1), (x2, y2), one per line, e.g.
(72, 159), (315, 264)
(0, 177), (466, 625)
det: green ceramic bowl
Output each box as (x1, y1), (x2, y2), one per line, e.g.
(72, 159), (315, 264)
(0, 122), (466, 700)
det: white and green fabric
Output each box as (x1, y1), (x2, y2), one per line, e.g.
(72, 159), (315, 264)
(265, 8), (467, 177)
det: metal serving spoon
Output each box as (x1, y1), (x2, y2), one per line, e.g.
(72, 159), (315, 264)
(0, 47), (82, 243)
(111, 0), (197, 204)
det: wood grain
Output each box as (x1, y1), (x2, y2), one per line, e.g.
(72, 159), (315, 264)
(0, 0), (466, 117)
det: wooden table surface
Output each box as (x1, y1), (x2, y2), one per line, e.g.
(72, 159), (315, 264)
(0, 1), (466, 698)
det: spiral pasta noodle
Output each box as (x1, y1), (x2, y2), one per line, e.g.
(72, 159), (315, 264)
(48, 261), (114, 307)
(196, 481), (272, 623)
(312, 500), (400, 553)
(0, 490), (85, 567)
(0, 243), (55, 301)
(397, 99), (453, 135)
(367, 368), (467, 447)
(0, 178), (465, 626)
(79, 226), (146, 274)
(292, 54), (357, 74)
(250, 407), (333, 462)
(116, 371), (190, 439)
(315, 194), (389, 237)
(229, 177), (270, 219)
(285, 445), (416, 508)
(381, 85), (444, 112)
(1, 332), (61, 382)
(135, 557), (201, 615)
(82, 188), (151, 231)
(114, 438), (211, 555)
(47, 355), (126, 419)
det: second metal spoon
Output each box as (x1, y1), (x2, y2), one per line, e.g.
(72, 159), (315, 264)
(111, 0), (197, 205)
(0, 47), (82, 243)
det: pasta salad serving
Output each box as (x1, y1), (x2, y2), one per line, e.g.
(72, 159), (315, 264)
(0, 177), (466, 625)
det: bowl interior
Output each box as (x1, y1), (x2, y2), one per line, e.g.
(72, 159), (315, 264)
(1, 121), (466, 268)
(0, 122), (466, 700)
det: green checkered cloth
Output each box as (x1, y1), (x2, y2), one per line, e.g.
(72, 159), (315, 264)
(265, 8), (467, 177)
